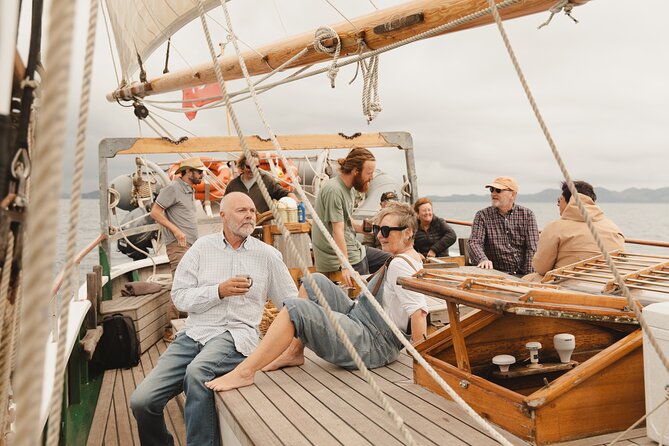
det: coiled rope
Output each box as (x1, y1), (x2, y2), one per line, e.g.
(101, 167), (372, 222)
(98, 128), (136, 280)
(483, 0), (669, 379)
(314, 26), (341, 88)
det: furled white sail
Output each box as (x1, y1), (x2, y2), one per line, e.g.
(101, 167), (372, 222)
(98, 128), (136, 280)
(105, 0), (221, 82)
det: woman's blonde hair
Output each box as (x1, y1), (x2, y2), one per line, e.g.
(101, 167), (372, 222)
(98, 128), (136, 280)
(375, 202), (417, 241)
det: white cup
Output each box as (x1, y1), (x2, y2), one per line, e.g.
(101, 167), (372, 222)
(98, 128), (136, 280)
(553, 333), (576, 363)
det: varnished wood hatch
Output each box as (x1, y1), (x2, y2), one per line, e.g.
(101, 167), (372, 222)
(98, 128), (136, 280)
(398, 267), (644, 445)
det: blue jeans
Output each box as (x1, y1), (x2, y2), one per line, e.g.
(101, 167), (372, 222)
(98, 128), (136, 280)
(130, 331), (245, 446)
(285, 273), (403, 369)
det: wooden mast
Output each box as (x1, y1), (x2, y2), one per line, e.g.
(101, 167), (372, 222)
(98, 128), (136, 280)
(107, 0), (592, 101)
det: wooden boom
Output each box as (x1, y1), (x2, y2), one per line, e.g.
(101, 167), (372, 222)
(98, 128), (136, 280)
(107, 0), (592, 101)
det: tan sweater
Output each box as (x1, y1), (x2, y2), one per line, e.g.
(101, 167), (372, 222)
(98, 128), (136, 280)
(532, 194), (625, 275)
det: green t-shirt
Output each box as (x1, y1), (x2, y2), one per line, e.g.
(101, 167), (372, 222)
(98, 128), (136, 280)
(312, 177), (365, 272)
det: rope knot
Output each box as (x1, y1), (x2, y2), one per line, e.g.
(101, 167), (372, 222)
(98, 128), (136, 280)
(314, 26), (341, 88)
(537, 0), (579, 29)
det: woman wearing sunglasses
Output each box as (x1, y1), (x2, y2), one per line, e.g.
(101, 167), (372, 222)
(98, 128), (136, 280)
(206, 203), (428, 391)
(413, 197), (456, 258)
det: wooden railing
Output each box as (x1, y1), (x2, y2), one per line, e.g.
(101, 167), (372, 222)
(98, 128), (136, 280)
(51, 233), (107, 297)
(443, 219), (668, 249)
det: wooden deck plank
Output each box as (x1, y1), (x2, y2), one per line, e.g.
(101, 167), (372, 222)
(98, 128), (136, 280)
(265, 368), (374, 445)
(347, 358), (509, 446)
(299, 354), (438, 445)
(236, 382), (312, 445)
(216, 389), (283, 446)
(309, 353), (478, 445)
(120, 367), (140, 446)
(104, 395), (119, 446)
(86, 370), (116, 446)
(282, 365), (403, 446)
(111, 369), (133, 444)
(556, 428), (649, 446)
(253, 371), (342, 445)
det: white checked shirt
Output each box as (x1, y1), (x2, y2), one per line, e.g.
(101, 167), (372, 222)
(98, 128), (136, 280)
(172, 231), (298, 356)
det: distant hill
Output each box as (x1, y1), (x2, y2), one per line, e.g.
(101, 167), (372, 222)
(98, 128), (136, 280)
(430, 187), (669, 203)
(67, 187), (669, 202)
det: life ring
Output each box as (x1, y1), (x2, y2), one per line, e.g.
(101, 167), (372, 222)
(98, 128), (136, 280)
(257, 153), (299, 192)
(168, 157), (232, 202)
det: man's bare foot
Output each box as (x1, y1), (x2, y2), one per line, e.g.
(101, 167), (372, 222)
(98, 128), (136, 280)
(205, 368), (255, 392)
(261, 350), (304, 372)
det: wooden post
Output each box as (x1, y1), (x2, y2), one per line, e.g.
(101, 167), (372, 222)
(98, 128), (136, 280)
(446, 302), (471, 373)
(86, 272), (97, 329)
(93, 265), (102, 320)
(262, 225), (274, 246)
(458, 238), (470, 266)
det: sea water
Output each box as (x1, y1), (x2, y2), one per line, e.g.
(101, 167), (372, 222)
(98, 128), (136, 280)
(55, 198), (669, 284)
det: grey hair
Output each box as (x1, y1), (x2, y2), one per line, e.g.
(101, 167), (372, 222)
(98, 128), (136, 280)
(374, 202), (417, 241)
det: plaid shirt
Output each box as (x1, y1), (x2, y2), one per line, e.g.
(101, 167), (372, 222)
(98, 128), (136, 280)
(468, 204), (539, 275)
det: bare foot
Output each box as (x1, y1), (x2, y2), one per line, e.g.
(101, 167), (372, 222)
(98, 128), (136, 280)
(205, 368), (255, 392)
(261, 349), (304, 372)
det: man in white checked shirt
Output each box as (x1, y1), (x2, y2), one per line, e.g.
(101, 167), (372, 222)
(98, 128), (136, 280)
(131, 192), (298, 446)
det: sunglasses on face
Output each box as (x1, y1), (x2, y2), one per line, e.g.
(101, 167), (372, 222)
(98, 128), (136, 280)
(372, 224), (407, 238)
(240, 163), (251, 170)
(488, 187), (509, 194)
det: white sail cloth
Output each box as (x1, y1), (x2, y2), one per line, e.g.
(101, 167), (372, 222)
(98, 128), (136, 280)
(105, 0), (221, 81)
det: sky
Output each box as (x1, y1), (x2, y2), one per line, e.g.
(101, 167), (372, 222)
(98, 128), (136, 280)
(19, 0), (669, 196)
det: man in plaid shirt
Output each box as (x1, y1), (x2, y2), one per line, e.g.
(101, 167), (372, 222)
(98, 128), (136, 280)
(467, 177), (539, 276)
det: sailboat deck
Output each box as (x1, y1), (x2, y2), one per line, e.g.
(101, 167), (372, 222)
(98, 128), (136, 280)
(84, 339), (653, 446)
(86, 339), (186, 446)
(214, 350), (653, 446)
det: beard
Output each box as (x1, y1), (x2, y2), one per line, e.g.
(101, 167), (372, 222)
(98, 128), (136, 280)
(231, 220), (256, 238)
(352, 172), (370, 193)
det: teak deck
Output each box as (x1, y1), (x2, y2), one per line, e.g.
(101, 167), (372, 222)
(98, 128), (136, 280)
(86, 340), (186, 446)
(87, 343), (653, 446)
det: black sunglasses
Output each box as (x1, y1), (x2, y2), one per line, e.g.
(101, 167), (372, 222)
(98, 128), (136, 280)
(372, 224), (407, 238)
(488, 187), (509, 194)
(240, 163), (251, 170)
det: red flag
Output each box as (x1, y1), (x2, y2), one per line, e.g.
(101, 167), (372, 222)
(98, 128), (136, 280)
(182, 83), (222, 120)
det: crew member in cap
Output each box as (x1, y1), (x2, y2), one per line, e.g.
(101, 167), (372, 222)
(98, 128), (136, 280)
(362, 191), (399, 248)
(467, 177), (539, 276)
(150, 156), (206, 339)
(224, 149), (297, 214)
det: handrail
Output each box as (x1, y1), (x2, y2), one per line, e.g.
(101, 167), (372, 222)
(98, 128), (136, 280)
(443, 219), (668, 249)
(51, 233), (107, 297)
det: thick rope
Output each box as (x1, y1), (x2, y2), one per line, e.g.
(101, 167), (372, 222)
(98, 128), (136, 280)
(314, 26), (341, 88)
(359, 41), (382, 123)
(201, 2), (422, 444)
(14, 0), (77, 442)
(212, 2), (516, 444)
(45, 0), (99, 443)
(484, 0), (669, 376)
(0, 233), (15, 437)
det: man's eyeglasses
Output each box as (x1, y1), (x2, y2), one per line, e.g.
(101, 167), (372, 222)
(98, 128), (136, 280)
(488, 187), (509, 194)
(240, 163), (251, 170)
(372, 225), (407, 238)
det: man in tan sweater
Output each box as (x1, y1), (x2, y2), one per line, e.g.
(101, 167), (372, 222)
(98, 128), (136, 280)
(525, 180), (625, 281)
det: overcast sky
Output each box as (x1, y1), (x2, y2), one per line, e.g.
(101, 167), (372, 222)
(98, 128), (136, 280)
(26, 0), (669, 196)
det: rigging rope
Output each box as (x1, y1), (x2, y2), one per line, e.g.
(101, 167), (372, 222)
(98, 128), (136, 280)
(200, 1), (425, 443)
(483, 0), (669, 376)
(14, 0), (77, 441)
(45, 0), (100, 443)
(0, 233), (15, 438)
(207, 1), (517, 444)
(358, 40), (382, 123)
